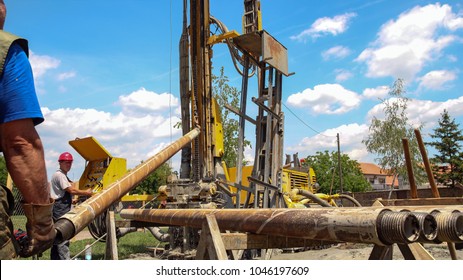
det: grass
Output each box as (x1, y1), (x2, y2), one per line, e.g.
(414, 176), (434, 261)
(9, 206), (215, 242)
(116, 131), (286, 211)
(11, 215), (166, 260)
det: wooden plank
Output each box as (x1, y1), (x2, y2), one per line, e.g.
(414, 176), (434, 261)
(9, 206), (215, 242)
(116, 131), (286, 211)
(220, 233), (336, 250)
(105, 211), (118, 260)
(397, 243), (434, 260)
(369, 245), (393, 260)
(195, 214), (228, 260)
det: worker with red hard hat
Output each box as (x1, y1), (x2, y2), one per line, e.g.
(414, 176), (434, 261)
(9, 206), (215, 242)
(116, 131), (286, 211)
(49, 152), (92, 260)
(58, 152), (73, 161)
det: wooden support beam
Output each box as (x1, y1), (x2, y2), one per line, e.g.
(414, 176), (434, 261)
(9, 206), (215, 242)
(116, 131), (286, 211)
(397, 243), (434, 260)
(105, 211), (118, 260)
(402, 138), (418, 199)
(196, 214), (228, 260)
(369, 245), (393, 260)
(220, 233), (335, 250)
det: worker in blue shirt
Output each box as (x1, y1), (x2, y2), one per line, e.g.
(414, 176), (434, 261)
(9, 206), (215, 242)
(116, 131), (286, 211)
(0, 0), (55, 259)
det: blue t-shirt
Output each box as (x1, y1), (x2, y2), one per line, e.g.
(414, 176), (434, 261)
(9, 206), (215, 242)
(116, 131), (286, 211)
(0, 42), (44, 125)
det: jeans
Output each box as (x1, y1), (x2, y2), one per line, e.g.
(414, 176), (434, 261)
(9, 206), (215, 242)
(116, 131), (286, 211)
(50, 195), (71, 260)
(50, 239), (70, 260)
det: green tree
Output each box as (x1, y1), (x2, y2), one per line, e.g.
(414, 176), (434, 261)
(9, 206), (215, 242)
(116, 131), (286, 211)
(303, 150), (371, 194)
(131, 163), (172, 195)
(0, 155), (7, 186)
(363, 78), (426, 187)
(212, 66), (251, 168)
(426, 109), (463, 187)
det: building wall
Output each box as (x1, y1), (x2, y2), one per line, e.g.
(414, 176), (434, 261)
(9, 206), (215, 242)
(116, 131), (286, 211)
(341, 187), (463, 207)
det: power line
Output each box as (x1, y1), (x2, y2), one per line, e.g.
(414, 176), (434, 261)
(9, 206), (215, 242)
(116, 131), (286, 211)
(282, 102), (335, 138)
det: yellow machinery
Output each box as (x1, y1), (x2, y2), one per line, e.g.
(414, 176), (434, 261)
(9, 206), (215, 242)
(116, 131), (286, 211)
(225, 159), (317, 206)
(69, 136), (154, 203)
(69, 136), (127, 193)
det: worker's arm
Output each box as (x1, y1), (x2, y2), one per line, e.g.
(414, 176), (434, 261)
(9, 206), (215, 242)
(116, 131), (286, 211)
(0, 119), (49, 204)
(0, 119), (55, 257)
(65, 182), (92, 197)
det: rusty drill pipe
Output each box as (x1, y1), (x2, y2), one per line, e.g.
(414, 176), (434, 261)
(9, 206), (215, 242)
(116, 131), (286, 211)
(414, 129), (440, 198)
(413, 212), (438, 243)
(54, 128), (201, 242)
(398, 209), (437, 243)
(120, 208), (420, 246)
(431, 210), (463, 243)
(372, 206), (463, 213)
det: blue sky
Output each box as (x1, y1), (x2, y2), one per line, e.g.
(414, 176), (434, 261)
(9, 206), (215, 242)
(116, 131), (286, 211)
(5, 0), (463, 181)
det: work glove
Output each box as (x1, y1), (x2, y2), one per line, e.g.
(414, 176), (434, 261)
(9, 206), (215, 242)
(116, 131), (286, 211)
(19, 199), (56, 258)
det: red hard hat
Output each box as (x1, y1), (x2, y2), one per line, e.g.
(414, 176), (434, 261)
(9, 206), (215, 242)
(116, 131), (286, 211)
(58, 152), (73, 162)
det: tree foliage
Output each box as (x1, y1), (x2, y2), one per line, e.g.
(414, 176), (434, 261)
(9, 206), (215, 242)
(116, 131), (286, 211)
(363, 78), (426, 187)
(131, 163), (172, 195)
(426, 109), (463, 187)
(212, 66), (251, 168)
(0, 156), (7, 186)
(303, 150), (371, 194)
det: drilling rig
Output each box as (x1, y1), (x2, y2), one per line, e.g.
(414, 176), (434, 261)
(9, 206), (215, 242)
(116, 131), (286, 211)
(53, 0), (463, 260)
(154, 0), (292, 255)
(168, 0), (290, 207)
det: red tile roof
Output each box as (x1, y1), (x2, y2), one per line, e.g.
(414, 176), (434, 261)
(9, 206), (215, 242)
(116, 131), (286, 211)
(359, 162), (399, 187)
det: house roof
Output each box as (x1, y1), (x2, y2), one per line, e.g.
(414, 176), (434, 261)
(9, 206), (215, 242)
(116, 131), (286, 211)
(359, 162), (399, 187)
(359, 162), (388, 175)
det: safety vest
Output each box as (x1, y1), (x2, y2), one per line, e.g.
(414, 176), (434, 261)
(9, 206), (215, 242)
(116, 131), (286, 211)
(0, 30), (29, 77)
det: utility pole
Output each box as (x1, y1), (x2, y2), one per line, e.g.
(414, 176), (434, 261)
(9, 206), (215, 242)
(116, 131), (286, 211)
(337, 133), (343, 199)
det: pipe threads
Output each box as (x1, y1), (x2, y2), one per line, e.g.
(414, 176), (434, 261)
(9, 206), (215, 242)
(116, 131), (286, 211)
(432, 211), (463, 243)
(378, 211), (420, 245)
(413, 212), (438, 242)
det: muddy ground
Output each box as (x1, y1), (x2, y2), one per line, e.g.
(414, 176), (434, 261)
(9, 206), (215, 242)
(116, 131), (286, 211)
(125, 242), (462, 260)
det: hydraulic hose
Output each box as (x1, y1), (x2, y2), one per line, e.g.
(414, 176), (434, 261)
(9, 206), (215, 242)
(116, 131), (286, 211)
(146, 227), (170, 242)
(291, 189), (332, 207)
(337, 194), (362, 207)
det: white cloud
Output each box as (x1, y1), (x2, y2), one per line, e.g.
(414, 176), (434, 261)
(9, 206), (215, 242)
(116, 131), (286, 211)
(365, 96), (463, 129)
(334, 69), (353, 82)
(417, 70), (457, 90)
(117, 87), (179, 117)
(286, 84), (361, 115)
(38, 105), (181, 180)
(322, 46), (351, 60)
(286, 123), (370, 161)
(29, 51), (60, 78)
(356, 3), (463, 80)
(291, 13), (356, 41)
(363, 85), (389, 100)
(57, 71), (76, 81)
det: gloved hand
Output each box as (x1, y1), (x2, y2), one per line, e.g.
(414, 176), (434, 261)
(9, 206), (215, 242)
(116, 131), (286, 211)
(19, 199), (56, 258)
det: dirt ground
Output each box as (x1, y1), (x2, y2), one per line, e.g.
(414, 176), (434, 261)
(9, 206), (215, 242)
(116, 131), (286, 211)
(73, 229), (462, 260)
(268, 242), (463, 260)
(123, 242), (462, 260)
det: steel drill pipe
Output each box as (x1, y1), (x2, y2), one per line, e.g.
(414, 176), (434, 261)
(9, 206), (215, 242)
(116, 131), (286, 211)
(431, 210), (463, 243)
(54, 128), (201, 242)
(372, 206), (463, 213)
(120, 207), (420, 246)
(412, 212), (438, 243)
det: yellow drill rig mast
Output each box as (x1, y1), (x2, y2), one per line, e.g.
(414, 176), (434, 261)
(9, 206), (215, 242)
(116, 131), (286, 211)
(174, 0), (290, 210)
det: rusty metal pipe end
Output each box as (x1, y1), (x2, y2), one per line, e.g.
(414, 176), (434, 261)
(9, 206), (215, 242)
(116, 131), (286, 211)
(54, 218), (76, 243)
(377, 211), (420, 245)
(432, 211), (463, 243)
(414, 212), (438, 242)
